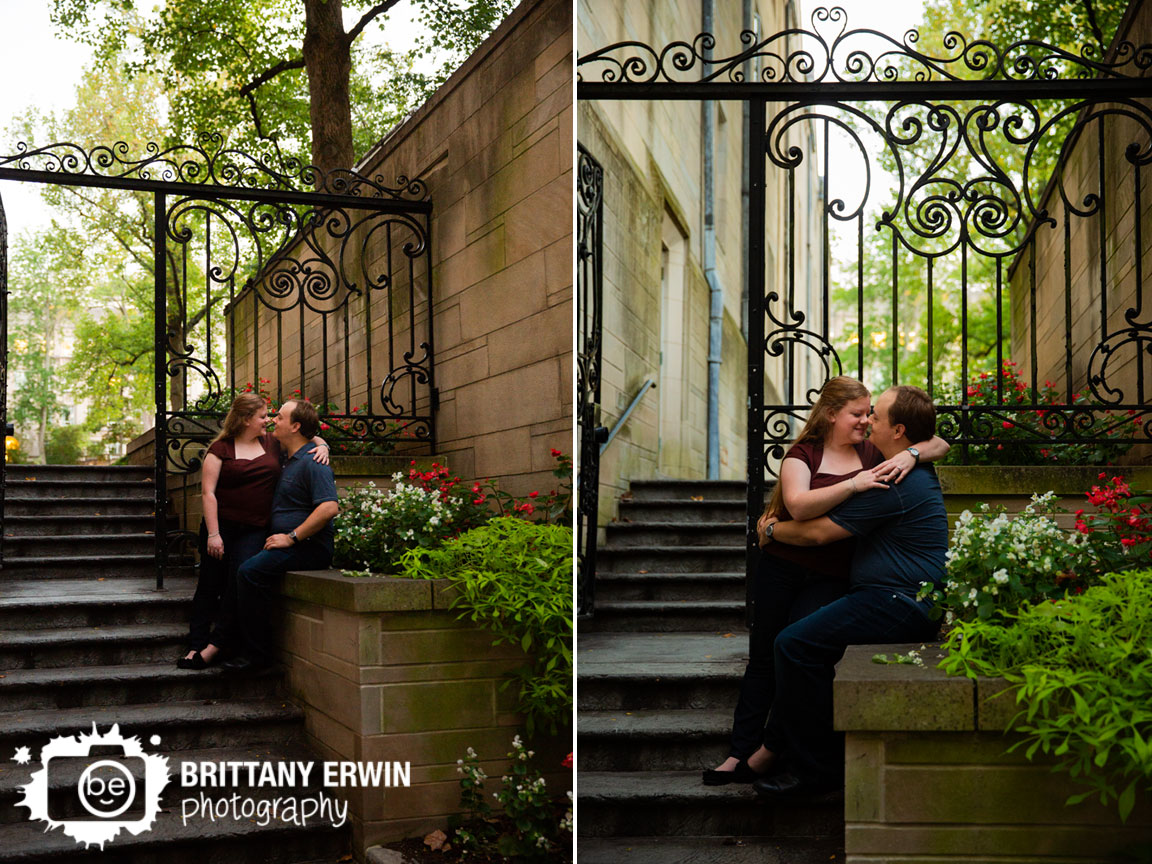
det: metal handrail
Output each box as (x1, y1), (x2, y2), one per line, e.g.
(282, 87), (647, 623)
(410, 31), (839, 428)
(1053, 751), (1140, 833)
(600, 378), (656, 455)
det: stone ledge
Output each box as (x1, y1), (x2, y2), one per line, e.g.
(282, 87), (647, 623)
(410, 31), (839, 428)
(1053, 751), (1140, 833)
(281, 570), (452, 613)
(834, 644), (974, 731)
(938, 465), (1152, 496)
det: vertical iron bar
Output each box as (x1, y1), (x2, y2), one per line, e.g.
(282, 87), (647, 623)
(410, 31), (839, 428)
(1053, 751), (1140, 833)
(961, 242), (968, 394)
(321, 312), (329, 407)
(822, 118), (830, 342)
(1064, 207), (1073, 402)
(387, 223), (395, 411)
(926, 256), (933, 398)
(205, 215), (212, 375)
(298, 304), (305, 397)
(856, 214), (863, 378)
(364, 267), (373, 413)
(343, 294), (351, 415)
(746, 99), (766, 629)
(1099, 122), (1109, 341)
(786, 159), (795, 405)
(1030, 241), (1039, 398)
(891, 232), (898, 386)
(408, 255), (417, 415)
(1135, 161), (1145, 403)
(424, 213), (436, 448)
(996, 256), (1003, 404)
(154, 191), (168, 591)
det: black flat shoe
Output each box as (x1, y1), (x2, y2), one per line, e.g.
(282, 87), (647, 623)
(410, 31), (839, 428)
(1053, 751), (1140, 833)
(176, 651), (209, 670)
(702, 759), (761, 786)
(752, 772), (840, 798)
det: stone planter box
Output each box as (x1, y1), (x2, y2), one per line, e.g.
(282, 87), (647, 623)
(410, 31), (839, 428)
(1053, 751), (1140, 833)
(836, 644), (1152, 863)
(276, 569), (570, 855)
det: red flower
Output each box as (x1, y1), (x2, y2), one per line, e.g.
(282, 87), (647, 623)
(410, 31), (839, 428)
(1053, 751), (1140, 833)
(1002, 421), (1013, 429)
(551, 448), (562, 457)
(528, 491), (539, 498)
(562, 753), (573, 769)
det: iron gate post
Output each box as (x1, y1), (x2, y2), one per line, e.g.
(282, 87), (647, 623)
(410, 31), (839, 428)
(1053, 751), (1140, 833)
(154, 191), (167, 591)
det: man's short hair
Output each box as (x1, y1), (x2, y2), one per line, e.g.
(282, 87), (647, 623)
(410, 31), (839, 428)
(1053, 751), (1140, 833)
(886, 386), (936, 443)
(288, 399), (320, 439)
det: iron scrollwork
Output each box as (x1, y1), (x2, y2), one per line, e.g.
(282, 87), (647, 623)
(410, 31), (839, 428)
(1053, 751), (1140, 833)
(578, 6), (1152, 85)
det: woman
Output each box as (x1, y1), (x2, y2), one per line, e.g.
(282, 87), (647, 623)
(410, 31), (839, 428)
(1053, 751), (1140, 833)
(177, 393), (329, 669)
(703, 376), (948, 783)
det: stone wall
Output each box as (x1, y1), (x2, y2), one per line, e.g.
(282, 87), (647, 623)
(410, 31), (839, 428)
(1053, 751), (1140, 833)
(1008, 0), (1152, 463)
(578, 0), (823, 530)
(277, 570), (570, 855)
(229, 0), (571, 499)
(837, 645), (1152, 863)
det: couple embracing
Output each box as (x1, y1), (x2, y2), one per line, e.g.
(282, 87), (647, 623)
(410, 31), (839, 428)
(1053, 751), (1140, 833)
(177, 394), (340, 673)
(705, 378), (951, 796)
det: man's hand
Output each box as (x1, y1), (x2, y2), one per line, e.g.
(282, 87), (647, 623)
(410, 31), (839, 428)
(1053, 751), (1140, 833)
(757, 514), (779, 548)
(264, 533), (294, 550)
(872, 450), (917, 484)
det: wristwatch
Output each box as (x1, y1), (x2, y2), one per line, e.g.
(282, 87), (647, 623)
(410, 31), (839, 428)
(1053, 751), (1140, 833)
(288, 530), (298, 543)
(763, 522), (775, 542)
(906, 446), (921, 466)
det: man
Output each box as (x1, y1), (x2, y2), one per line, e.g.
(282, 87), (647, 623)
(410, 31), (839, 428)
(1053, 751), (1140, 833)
(750, 385), (948, 796)
(223, 399), (340, 671)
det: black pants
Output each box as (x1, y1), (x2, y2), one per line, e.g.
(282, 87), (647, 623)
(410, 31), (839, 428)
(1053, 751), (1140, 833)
(235, 539), (332, 662)
(186, 519), (267, 653)
(727, 552), (848, 760)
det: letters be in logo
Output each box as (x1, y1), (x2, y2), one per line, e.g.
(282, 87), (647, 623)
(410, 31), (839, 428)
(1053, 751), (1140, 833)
(17, 725), (170, 849)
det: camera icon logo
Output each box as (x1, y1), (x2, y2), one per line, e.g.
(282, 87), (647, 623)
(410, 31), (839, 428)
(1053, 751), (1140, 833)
(16, 724), (170, 849)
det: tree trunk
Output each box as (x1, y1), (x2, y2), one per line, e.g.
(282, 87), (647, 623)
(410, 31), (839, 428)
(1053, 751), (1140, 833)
(302, 0), (355, 176)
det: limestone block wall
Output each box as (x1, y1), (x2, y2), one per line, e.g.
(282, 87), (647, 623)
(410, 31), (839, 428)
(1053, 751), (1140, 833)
(1008, 0), (1152, 454)
(836, 645), (1152, 863)
(277, 570), (570, 854)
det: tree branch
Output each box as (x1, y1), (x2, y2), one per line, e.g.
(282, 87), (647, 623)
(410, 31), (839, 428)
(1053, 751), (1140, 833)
(239, 56), (306, 96)
(345, 0), (403, 45)
(1082, 0), (1107, 54)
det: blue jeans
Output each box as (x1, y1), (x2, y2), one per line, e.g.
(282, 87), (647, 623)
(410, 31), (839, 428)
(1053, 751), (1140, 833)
(763, 586), (939, 784)
(235, 540), (332, 662)
(728, 552), (848, 759)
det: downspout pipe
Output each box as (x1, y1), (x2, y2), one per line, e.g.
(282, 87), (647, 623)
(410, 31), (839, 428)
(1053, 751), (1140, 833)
(703, 0), (722, 479)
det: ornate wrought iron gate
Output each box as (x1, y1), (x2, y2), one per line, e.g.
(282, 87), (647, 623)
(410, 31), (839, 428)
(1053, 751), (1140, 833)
(579, 9), (1152, 604)
(0, 141), (435, 587)
(577, 144), (606, 616)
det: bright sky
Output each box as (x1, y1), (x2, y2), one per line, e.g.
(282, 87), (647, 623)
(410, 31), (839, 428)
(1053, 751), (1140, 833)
(0, 0), (432, 234)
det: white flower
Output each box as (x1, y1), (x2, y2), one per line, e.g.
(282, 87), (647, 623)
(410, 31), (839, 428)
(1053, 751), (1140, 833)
(992, 568), (1009, 584)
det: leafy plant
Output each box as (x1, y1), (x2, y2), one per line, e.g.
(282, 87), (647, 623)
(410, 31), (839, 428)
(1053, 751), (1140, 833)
(1074, 474), (1152, 572)
(454, 737), (572, 862)
(475, 449), (573, 525)
(921, 491), (1100, 623)
(938, 360), (1133, 465)
(939, 569), (1152, 822)
(333, 471), (490, 572)
(400, 518), (573, 735)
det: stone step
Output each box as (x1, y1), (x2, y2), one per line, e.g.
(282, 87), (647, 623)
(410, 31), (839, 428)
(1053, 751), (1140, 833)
(576, 836), (845, 863)
(0, 578), (195, 630)
(627, 480), (750, 502)
(583, 600), (745, 633)
(578, 709), (732, 772)
(0, 699), (305, 754)
(596, 572), (746, 603)
(0, 557), (191, 580)
(5, 465), (153, 483)
(578, 632), (745, 711)
(4, 497), (155, 518)
(0, 624), (189, 671)
(577, 771), (843, 839)
(0, 804), (347, 862)
(3, 515), (158, 537)
(605, 523), (746, 548)
(0, 663), (282, 712)
(5, 480), (154, 500)
(619, 498), (747, 523)
(3, 534), (157, 559)
(0, 741), (327, 825)
(596, 545), (747, 573)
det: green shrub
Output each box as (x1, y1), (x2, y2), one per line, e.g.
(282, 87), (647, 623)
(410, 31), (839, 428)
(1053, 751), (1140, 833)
(45, 425), (88, 464)
(940, 569), (1152, 822)
(400, 518), (573, 735)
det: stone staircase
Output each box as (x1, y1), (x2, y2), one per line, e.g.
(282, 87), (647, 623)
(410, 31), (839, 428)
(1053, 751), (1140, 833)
(577, 479), (845, 863)
(0, 464), (348, 862)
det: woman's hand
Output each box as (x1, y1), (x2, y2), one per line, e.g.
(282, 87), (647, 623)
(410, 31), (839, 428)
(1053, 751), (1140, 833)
(871, 450), (916, 484)
(311, 444), (331, 465)
(207, 534), (225, 560)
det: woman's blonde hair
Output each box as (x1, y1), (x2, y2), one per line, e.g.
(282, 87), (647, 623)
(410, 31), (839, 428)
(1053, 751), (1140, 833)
(210, 393), (268, 446)
(763, 375), (870, 518)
